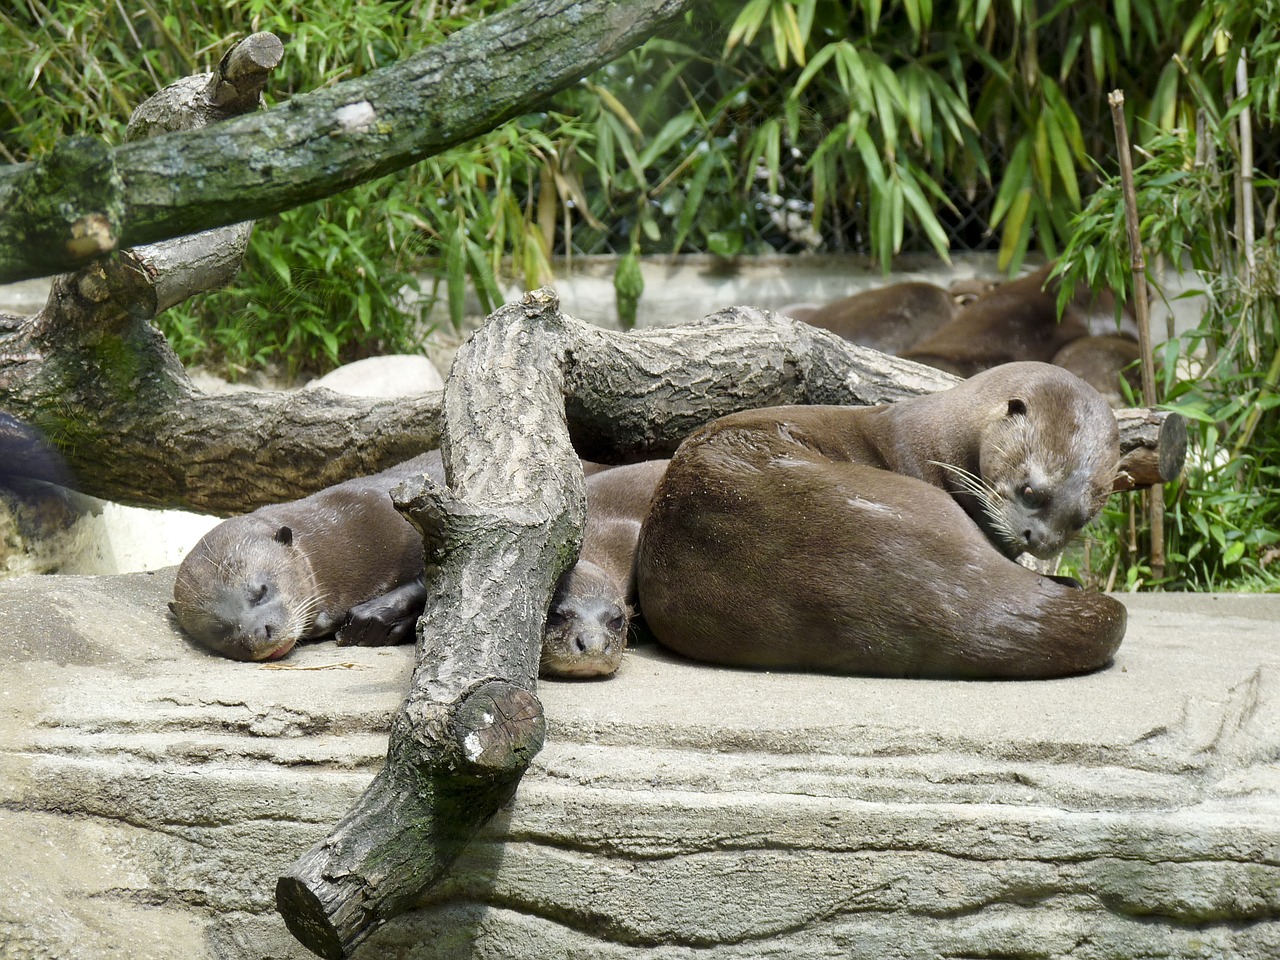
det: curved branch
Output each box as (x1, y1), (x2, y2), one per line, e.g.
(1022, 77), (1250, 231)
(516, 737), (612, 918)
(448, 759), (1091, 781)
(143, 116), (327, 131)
(0, 0), (698, 283)
(278, 289), (582, 957)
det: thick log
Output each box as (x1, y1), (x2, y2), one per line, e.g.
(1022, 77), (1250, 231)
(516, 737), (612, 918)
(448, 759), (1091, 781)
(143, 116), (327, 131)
(277, 289), (583, 957)
(2, 284), (1181, 512)
(0, 0), (700, 284)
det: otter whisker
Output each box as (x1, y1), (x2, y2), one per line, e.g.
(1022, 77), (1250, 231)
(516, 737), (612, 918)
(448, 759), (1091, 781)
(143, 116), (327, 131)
(929, 460), (1018, 546)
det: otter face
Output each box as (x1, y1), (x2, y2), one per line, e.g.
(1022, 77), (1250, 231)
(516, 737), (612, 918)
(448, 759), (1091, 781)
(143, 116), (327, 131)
(540, 562), (628, 679)
(170, 524), (322, 662)
(977, 391), (1119, 559)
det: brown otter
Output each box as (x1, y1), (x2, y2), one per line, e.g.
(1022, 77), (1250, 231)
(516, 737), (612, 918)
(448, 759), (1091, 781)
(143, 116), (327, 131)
(170, 453), (665, 678)
(1052, 334), (1141, 409)
(170, 453), (436, 662)
(902, 263), (1134, 376)
(785, 281), (960, 355)
(541, 459), (669, 677)
(635, 362), (1125, 679)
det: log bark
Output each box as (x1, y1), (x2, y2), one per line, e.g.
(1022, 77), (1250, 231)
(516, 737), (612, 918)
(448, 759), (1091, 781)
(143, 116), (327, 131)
(277, 289), (581, 958)
(1, 287), (1182, 512)
(0, 0), (700, 284)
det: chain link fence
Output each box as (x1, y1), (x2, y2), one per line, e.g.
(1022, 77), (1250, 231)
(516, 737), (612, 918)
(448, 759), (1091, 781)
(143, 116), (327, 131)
(557, 44), (1278, 260)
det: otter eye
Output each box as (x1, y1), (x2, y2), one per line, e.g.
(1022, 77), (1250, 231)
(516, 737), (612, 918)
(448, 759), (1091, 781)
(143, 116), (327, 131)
(1020, 485), (1046, 508)
(546, 611), (566, 628)
(250, 583), (269, 605)
(607, 615), (626, 633)
(1007, 398), (1028, 417)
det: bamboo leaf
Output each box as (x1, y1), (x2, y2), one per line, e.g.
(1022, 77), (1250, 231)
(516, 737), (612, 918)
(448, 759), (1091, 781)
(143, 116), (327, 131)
(1114, 0), (1131, 56)
(852, 125), (888, 190)
(997, 187), (1033, 268)
(724, 0), (772, 54)
(445, 220), (466, 329)
(672, 152), (719, 252)
(638, 112), (696, 168)
(589, 83), (642, 137)
(465, 237), (503, 314)
(779, 1), (808, 67)
(792, 41), (843, 98)
(975, 0), (992, 32)
(902, 0), (921, 36)
(990, 138), (1031, 227)
(898, 166), (951, 261)
(1042, 109), (1080, 208)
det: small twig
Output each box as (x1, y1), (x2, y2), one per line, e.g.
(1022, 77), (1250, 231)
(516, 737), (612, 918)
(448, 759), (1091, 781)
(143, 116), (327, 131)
(1109, 89), (1165, 580)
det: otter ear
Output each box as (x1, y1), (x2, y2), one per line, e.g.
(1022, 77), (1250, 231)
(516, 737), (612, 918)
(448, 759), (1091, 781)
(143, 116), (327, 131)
(167, 601), (177, 614)
(274, 525), (294, 547)
(1007, 397), (1028, 417)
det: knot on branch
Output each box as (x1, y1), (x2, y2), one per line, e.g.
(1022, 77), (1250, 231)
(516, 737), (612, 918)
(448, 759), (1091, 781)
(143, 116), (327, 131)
(210, 32), (285, 108)
(516, 287), (573, 332)
(13, 136), (123, 268)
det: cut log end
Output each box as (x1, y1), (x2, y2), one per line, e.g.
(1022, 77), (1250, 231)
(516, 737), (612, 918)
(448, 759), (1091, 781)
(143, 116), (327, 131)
(450, 680), (546, 777)
(274, 875), (348, 960)
(1114, 409), (1187, 491)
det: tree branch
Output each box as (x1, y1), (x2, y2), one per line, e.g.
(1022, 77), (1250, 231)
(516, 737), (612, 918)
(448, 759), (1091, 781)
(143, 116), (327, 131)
(0, 0), (699, 283)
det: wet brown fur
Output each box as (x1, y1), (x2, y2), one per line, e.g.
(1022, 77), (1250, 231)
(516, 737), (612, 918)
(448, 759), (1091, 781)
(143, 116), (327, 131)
(791, 281), (960, 354)
(541, 460), (669, 677)
(902, 263), (1134, 377)
(636, 362), (1125, 679)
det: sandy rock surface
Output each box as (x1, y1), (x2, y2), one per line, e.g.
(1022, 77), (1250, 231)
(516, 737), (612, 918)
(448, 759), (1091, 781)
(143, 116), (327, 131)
(1, 571), (1277, 959)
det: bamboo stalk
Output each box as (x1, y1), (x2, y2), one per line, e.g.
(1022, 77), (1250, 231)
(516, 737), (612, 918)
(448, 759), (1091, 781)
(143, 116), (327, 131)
(1108, 89), (1165, 580)
(1236, 54), (1256, 282)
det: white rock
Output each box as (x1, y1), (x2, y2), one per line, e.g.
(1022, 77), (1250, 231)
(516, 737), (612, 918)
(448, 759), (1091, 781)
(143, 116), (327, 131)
(305, 354), (444, 398)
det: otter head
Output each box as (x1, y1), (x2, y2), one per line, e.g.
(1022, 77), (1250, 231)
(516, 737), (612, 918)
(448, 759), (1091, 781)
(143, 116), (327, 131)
(539, 561), (628, 679)
(969, 369), (1119, 559)
(170, 523), (322, 662)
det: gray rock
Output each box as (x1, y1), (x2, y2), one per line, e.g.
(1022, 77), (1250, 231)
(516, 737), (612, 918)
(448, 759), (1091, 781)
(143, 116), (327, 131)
(1, 571), (1277, 959)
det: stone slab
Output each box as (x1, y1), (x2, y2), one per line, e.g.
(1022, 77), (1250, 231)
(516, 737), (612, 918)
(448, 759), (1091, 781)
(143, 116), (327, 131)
(0, 571), (1277, 959)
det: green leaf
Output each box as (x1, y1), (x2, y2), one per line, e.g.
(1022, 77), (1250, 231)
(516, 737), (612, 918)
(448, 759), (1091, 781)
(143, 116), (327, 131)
(445, 222), (466, 329)
(724, 0), (771, 54)
(638, 112), (697, 169)
(672, 152), (718, 252)
(1114, 0), (1131, 56)
(791, 41), (844, 98)
(465, 238), (503, 314)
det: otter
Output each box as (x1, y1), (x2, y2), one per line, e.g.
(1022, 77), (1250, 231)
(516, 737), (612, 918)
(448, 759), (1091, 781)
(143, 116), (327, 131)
(541, 459), (670, 677)
(902, 263), (1135, 376)
(170, 454), (436, 663)
(1051, 334), (1142, 408)
(785, 281), (960, 355)
(635, 362), (1125, 679)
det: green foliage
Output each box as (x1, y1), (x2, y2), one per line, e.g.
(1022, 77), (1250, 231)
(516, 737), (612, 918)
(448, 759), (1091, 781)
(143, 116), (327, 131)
(4, 0), (1279, 395)
(1054, 9), (1280, 591)
(161, 180), (427, 377)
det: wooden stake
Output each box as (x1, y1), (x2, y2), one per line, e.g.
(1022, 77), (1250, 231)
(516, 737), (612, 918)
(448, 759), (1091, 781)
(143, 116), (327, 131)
(1108, 89), (1165, 580)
